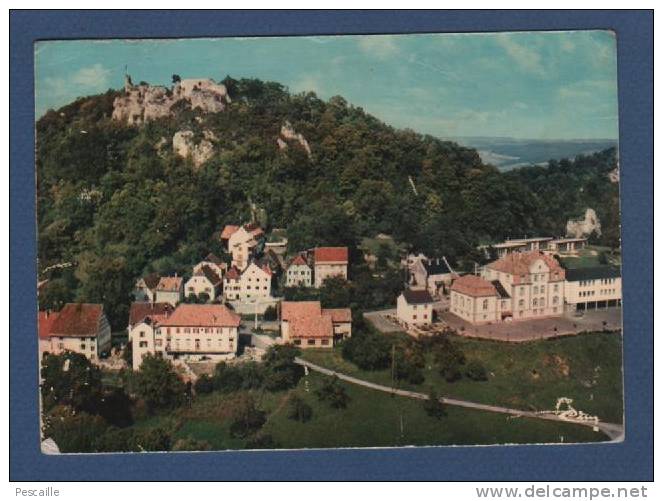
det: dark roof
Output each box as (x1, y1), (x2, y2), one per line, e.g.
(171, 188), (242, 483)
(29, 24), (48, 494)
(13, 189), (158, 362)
(128, 302), (174, 327)
(196, 265), (222, 285)
(401, 288), (435, 304)
(565, 266), (621, 282)
(142, 272), (161, 290)
(423, 258), (452, 275)
(491, 280), (511, 299)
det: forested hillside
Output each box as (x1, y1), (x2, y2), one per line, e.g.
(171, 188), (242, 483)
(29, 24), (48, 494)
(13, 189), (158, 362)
(36, 77), (620, 328)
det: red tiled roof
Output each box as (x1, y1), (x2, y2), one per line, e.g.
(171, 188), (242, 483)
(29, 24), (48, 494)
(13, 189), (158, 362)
(281, 301), (322, 321)
(288, 254), (309, 268)
(401, 288), (435, 304)
(156, 276), (183, 292)
(49, 303), (104, 338)
(158, 304), (240, 328)
(220, 225), (239, 240)
(38, 311), (60, 340)
(451, 275), (498, 297)
(289, 314), (333, 339)
(487, 251), (565, 282)
(314, 247), (348, 264)
(128, 302), (174, 327)
(322, 308), (352, 323)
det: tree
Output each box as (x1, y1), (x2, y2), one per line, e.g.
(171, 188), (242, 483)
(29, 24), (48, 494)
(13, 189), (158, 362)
(422, 390), (446, 419)
(316, 376), (350, 409)
(40, 352), (103, 414)
(133, 354), (186, 412)
(465, 359), (488, 381)
(319, 276), (352, 308)
(42, 406), (108, 453)
(263, 305), (277, 321)
(98, 387), (134, 427)
(172, 74), (181, 84)
(341, 330), (391, 371)
(228, 395), (267, 438)
(287, 395), (313, 422)
(262, 344), (304, 391)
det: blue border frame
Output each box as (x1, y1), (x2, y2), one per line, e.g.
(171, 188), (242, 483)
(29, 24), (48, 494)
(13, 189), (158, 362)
(10, 10), (653, 481)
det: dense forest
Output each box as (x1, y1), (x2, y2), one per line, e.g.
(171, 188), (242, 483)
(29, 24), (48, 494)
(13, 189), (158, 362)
(36, 76), (620, 329)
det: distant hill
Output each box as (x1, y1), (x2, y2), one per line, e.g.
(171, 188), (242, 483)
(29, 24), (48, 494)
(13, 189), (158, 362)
(451, 137), (618, 171)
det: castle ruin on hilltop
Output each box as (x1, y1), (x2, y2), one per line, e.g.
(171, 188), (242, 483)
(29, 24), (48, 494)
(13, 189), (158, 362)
(112, 73), (232, 125)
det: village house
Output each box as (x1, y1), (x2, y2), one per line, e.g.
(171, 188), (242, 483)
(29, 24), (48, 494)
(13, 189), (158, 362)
(396, 288), (435, 327)
(222, 261), (273, 303)
(38, 310), (59, 357)
(410, 256), (456, 297)
(154, 276), (184, 306)
(281, 301), (352, 348)
(193, 253), (226, 278)
(185, 265), (223, 302)
(221, 223), (264, 269)
(285, 254), (312, 287)
(127, 302), (174, 341)
(133, 272), (160, 302)
(44, 303), (111, 361)
(313, 246), (349, 288)
(450, 251), (565, 325)
(564, 265), (622, 312)
(491, 237), (553, 258)
(130, 303), (241, 370)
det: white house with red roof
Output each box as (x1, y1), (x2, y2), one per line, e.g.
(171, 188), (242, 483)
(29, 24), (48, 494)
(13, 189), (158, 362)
(43, 303), (111, 361)
(450, 250), (566, 325)
(130, 303), (241, 369)
(313, 246), (348, 287)
(281, 301), (352, 348)
(285, 254), (312, 287)
(154, 275), (184, 306)
(220, 223), (264, 269)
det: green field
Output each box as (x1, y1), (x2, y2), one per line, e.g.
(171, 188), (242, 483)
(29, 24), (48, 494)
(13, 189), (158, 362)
(301, 332), (624, 424)
(128, 372), (607, 450)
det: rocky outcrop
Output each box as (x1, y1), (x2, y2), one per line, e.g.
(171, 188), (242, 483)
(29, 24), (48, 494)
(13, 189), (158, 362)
(278, 121), (311, 157)
(112, 74), (231, 126)
(172, 130), (215, 167)
(566, 208), (601, 238)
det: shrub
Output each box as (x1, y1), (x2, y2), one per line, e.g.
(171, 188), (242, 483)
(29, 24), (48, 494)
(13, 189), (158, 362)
(465, 359), (488, 381)
(287, 395), (313, 422)
(172, 437), (212, 451)
(262, 345), (304, 391)
(245, 432), (278, 449)
(42, 406), (108, 453)
(263, 305), (277, 321)
(423, 390), (446, 419)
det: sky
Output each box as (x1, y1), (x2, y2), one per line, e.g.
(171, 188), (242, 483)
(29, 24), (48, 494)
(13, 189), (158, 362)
(34, 31), (619, 140)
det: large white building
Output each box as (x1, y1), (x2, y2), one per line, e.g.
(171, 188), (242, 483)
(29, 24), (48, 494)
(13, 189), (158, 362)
(130, 303), (240, 370)
(564, 266), (622, 312)
(450, 251), (566, 324)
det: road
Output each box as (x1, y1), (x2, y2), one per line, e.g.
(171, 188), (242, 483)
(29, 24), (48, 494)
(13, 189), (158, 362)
(295, 357), (624, 441)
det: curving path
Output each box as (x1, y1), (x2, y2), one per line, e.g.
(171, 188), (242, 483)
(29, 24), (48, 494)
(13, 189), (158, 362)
(295, 357), (624, 441)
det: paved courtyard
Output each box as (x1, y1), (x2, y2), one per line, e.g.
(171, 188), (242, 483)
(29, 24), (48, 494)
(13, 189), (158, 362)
(437, 307), (622, 342)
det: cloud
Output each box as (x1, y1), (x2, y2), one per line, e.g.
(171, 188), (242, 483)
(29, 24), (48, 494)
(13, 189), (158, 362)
(357, 36), (400, 60)
(290, 74), (326, 96)
(70, 63), (112, 88)
(495, 34), (546, 77)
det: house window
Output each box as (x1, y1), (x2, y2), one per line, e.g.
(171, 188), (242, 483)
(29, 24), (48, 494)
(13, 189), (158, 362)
(139, 341), (148, 348)
(294, 339), (301, 345)
(307, 339), (316, 345)
(321, 339), (330, 346)
(155, 339), (162, 347)
(482, 299), (488, 310)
